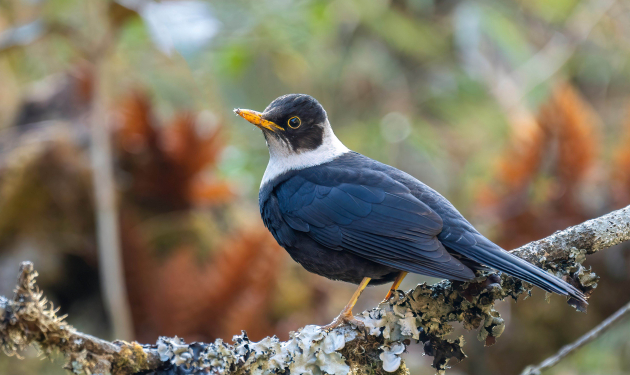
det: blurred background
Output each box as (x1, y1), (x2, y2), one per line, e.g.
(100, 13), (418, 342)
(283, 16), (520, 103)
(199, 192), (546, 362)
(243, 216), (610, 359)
(1, 0), (630, 374)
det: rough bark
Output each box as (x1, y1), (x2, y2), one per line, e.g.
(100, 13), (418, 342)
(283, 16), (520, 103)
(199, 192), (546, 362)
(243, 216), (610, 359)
(1, 205), (629, 375)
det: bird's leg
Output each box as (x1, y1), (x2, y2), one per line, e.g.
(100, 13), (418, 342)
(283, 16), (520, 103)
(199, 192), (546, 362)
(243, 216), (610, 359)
(383, 271), (408, 302)
(322, 277), (371, 331)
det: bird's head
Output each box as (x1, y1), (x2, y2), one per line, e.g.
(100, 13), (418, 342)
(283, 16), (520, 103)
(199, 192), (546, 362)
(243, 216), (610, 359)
(234, 94), (342, 157)
(235, 94), (349, 183)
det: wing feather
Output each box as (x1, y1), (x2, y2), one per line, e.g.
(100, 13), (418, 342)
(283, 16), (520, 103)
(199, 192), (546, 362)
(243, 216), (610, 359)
(276, 168), (475, 281)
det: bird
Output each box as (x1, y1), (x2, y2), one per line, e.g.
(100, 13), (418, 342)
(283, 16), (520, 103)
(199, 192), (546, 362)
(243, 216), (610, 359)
(234, 93), (587, 330)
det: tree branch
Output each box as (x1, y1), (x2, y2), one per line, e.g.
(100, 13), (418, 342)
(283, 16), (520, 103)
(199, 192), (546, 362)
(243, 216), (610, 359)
(0, 262), (161, 374)
(521, 299), (630, 375)
(1, 205), (629, 375)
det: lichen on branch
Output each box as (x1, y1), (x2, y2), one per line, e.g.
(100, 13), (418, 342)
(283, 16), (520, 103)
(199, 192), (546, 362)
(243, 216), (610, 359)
(0, 262), (160, 375)
(1, 205), (629, 375)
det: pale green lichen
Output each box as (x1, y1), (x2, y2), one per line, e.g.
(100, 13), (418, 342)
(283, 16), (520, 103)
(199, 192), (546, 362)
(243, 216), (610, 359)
(379, 342), (405, 372)
(0, 262), (158, 375)
(156, 326), (357, 375)
(152, 274), (518, 374)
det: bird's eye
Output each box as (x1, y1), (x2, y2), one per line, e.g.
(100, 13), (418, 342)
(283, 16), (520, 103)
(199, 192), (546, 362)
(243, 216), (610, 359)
(288, 116), (301, 129)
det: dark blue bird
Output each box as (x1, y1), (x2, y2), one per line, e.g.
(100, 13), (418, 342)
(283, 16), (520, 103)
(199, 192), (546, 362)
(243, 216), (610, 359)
(235, 94), (586, 329)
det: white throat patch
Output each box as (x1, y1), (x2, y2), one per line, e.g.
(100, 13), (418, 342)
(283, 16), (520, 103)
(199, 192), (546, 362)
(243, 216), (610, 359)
(261, 120), (349, 187)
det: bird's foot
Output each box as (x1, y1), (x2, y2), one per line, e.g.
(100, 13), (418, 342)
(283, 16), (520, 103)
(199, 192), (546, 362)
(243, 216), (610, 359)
(381, 271), (407, 303)
(381, 291), (394, 304)
(322, 310), (365, 332)
(381, 290), (399, 304)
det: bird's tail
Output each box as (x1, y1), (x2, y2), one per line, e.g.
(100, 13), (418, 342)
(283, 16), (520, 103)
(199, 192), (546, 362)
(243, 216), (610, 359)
(450, 237), (587, 306)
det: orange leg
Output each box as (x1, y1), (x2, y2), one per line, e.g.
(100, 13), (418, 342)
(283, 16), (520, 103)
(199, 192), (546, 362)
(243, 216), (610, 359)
(383, 271), (408, 301)
(322, 277), (371, 330)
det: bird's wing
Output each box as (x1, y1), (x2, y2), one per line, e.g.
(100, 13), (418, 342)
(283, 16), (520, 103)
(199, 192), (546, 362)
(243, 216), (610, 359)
(275, 167), (475, 280)
(423, 192), (586, 302)
(439, 222), (586, 298)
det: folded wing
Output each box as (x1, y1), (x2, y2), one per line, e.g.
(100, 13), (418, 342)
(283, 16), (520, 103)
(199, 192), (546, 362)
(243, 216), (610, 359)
(275, 168), (475, 281)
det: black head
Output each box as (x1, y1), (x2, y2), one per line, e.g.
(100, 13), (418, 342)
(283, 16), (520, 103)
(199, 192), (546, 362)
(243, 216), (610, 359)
(234, 94), (328, 154)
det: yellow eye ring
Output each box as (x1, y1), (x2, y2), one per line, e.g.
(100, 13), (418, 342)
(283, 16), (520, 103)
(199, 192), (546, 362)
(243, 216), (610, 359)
(288, 116), (301, 129)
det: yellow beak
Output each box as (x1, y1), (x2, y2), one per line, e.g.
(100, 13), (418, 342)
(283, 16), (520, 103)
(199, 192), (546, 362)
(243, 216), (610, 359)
(234, 108), (284, 132)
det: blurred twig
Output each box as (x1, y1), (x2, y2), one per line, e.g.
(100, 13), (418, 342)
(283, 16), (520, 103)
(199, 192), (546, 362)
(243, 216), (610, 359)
(0, 20), (76, 54)
(91, 59), (134, 341)
(1, 205), (629, 375)
(459, 0), (617, 114)
(521, 300), (630, 375)
(88, 1), (134, 340)
(503, 0), (617, 109)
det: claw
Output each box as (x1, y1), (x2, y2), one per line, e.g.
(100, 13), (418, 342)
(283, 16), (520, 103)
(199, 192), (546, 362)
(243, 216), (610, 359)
(322, 277), (371, 332)
(382, 271), (407, 303)
(322, 311), (365, 331)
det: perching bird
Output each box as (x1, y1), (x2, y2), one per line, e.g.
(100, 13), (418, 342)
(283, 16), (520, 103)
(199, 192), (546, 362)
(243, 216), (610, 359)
(234, 94), (587, 329)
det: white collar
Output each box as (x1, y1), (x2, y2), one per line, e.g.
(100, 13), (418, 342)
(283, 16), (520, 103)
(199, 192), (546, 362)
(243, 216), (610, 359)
(261, 121), (349, 187)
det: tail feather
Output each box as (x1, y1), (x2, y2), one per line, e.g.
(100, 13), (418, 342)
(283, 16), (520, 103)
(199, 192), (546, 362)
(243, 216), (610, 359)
(448, 235), (587, 304)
